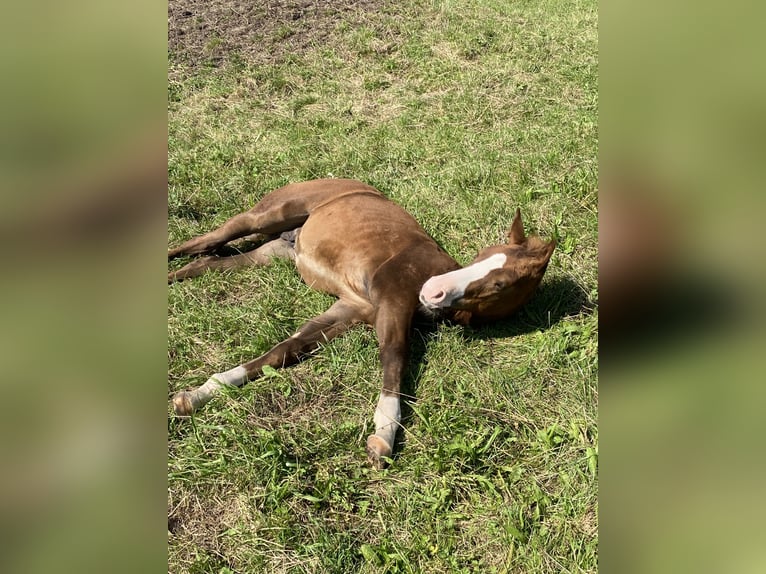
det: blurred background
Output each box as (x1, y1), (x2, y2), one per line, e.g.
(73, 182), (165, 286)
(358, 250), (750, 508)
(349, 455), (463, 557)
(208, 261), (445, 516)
(0, 0), (764, 572)
(601, 0), (766, 572)
(0, 1), (166, 572)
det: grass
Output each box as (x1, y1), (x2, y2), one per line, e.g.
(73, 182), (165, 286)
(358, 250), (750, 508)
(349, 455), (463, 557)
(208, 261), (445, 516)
(168, 0), (597, 572)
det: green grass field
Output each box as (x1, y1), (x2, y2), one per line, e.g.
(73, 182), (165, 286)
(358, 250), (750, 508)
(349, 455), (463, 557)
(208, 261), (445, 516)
(168, 0), (597, 571)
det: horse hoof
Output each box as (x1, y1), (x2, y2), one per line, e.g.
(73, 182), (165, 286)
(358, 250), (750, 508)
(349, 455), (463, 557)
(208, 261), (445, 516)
(172, 391), (194, 416)
(366, 435), (392, 469)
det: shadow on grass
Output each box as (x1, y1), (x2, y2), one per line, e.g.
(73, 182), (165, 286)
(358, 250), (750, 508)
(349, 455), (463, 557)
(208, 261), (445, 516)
(464, 275), (593, 341)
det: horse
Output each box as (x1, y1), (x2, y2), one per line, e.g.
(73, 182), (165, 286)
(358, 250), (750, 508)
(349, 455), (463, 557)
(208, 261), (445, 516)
(168, 179), (556, 468)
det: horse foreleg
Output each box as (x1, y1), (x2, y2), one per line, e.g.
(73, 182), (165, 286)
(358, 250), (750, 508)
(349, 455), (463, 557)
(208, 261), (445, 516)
(171, 300), (363, 415)
(366, 303), (413, 469)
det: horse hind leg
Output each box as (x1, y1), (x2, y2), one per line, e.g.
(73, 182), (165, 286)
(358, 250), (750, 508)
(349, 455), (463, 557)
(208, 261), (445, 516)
(168, 236), (296, 283)
(168, 194), (310, 260)
(168, 211), (263, 260)
(168, 179), (375, 260)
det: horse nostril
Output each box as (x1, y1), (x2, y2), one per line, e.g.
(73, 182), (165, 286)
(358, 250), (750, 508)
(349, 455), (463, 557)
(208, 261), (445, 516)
(431, 290), (446, 302)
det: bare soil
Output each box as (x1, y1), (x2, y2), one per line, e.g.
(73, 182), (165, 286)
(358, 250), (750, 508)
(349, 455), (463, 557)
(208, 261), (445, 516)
(169, 0), (385, 67)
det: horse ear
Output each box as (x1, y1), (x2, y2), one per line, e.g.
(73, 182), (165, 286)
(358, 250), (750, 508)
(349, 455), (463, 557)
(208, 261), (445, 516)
(507, 208), (526, 245)
(538, 238), (557, 266)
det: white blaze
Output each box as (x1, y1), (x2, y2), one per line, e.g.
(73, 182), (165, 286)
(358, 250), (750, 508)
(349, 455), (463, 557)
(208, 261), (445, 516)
(419, 253), (507, 308)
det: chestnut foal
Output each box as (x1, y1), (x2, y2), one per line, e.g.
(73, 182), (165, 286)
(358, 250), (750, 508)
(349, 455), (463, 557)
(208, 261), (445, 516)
(168, 179), (555, 468)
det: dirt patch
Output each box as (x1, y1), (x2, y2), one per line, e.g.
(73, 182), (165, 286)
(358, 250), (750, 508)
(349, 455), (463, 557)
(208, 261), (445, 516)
(169, 0), (386, 68)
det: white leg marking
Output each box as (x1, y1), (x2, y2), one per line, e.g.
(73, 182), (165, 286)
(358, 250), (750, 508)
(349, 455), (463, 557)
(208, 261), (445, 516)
(187, 365), (248, 411)
(373, 393), (401, 448)
(211, 365), (248, 387)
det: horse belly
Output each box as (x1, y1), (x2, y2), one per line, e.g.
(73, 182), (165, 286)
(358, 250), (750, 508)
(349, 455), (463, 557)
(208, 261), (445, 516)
(294, 231), (371, 301)
(294, 192), (428, 302)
